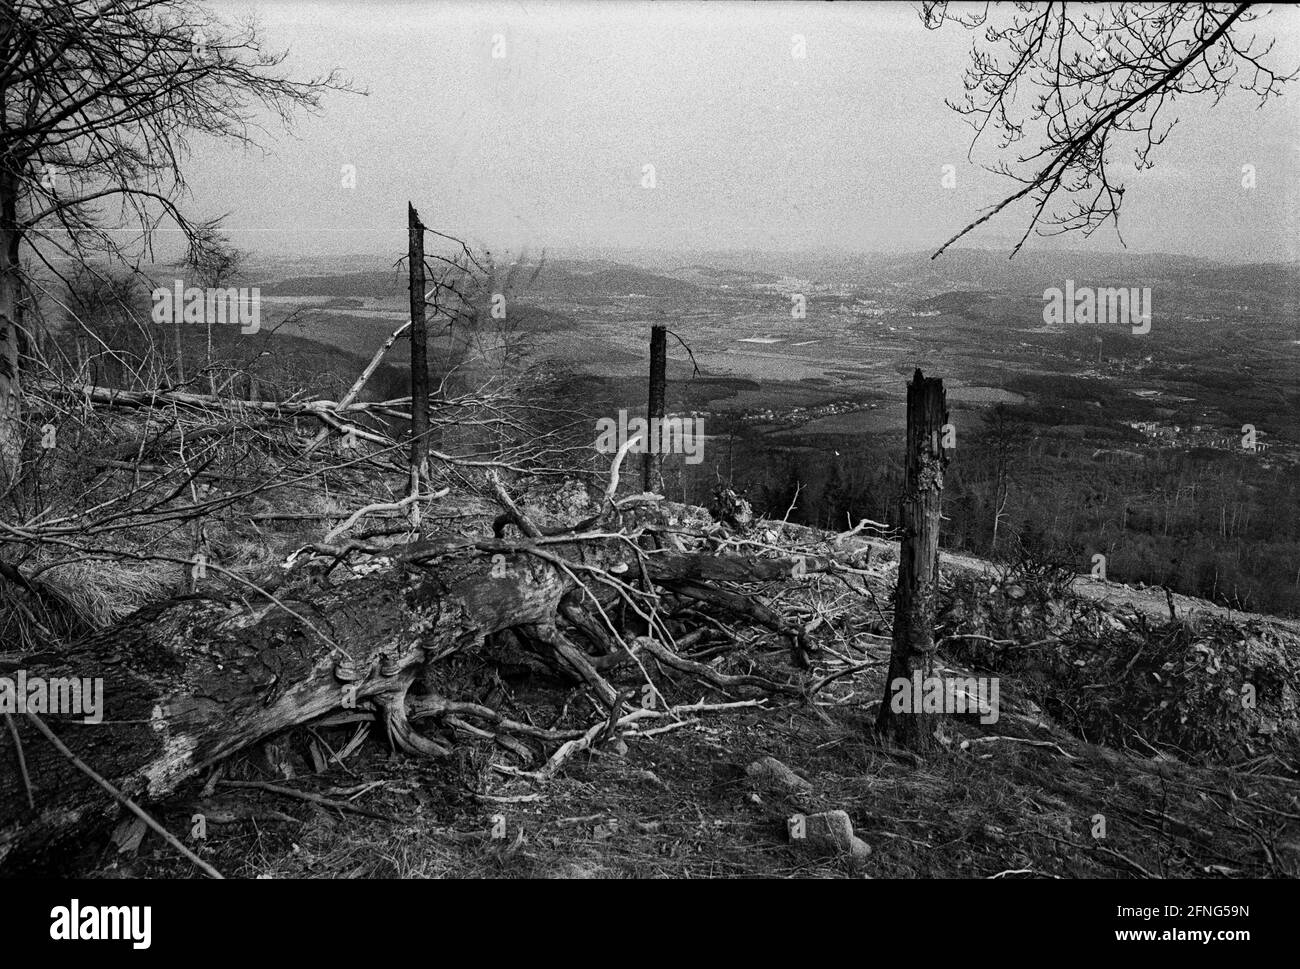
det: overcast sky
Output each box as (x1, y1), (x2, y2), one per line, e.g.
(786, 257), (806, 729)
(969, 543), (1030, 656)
(185, 1), (1300, 263)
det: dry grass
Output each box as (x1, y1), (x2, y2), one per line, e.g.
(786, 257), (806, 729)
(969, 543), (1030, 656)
(37, 556), (178, 628)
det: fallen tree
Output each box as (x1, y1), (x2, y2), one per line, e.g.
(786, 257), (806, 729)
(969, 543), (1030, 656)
(0, 487), (832, 874)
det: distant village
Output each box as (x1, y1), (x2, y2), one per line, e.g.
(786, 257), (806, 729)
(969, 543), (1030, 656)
(1126, 420), (1274, 455)
(676, 397), (876, 429)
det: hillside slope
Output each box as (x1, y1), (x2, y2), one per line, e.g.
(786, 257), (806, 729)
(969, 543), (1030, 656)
(39, 489), (1296, 880)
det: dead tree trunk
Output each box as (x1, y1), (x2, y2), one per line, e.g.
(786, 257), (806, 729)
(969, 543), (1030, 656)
(876, 368), (949, 749)
(643, 323), (666, 493)
(0, 509), (813, 873)
(173, 308), (186, 385)
(408, 203), (429, 500)
(0, 544), (570, 873)
(0, 163), (23, 488)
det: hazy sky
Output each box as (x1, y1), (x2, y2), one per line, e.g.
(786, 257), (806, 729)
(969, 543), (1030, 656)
(185, 1), (1300, 262)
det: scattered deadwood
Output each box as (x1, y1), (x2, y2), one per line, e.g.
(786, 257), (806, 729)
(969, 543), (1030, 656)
(216, 779), (394, 821)
(0, 491), (840, 873)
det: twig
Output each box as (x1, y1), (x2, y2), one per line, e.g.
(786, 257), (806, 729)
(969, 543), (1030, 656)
(218, 779), (394, 821)
(635, 718), (700, 737)
(471, 792), (542, 804)
(25, 712), (223, 879)
(1095, 843), (1158, 879)
(809, 660), (884, 695)
(322, 491), (448, 544)
(962, 735), (1076, 759)
(488, 471), (544, 539)
(303, 320), (412, 456)
(1041, 831), (1156, 878)
(4, 713), (35, 809)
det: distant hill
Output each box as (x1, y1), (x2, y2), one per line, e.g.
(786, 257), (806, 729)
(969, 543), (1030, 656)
(248, 250), (1300, 309)
(255, 260), (703, 302)
(661, 264), (784, 287)
(1186, 261), (1300, 301)
(258, 271), (405, 299)
(870, 249), (1216, 293)
(495, 260), (701, 299)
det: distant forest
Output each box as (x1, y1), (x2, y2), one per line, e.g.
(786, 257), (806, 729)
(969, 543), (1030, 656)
(674, 396), (1300, 620)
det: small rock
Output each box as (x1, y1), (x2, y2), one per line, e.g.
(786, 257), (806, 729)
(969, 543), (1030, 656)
(791, 810), (871, 861)
(746, 756), (811, 792)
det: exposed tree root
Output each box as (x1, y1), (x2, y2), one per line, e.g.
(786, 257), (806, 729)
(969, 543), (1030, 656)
(0, 472), (877, 872)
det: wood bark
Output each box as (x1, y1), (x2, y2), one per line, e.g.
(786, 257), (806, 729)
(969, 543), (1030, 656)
(408, 203), (429, 496)
(0, 542), (569, 872)
(643, 324), (666, 493)
(876, 368), (949, 748)
(0, 518), (809, 872)
(0, 157), (22, 488)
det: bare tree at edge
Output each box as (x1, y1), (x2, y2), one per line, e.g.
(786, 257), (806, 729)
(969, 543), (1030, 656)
(922, 1), (1296, 258)
(0, 0), (356, 487)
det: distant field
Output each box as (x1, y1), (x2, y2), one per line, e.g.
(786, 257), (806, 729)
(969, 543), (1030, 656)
(215, 251), (1300, 619)
(244, 252), (1300, 461)
(946, 386), (1025, 405)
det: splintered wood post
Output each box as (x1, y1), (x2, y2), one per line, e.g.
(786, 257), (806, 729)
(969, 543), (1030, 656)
(876, 368), (949, 749)
(408, 202), (429, 502)
(0, 166), (24, 486)
(643, 323), (667, 493)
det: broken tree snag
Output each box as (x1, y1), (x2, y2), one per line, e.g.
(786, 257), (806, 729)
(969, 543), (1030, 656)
(643, 323), (667, 493)
(408, 201), (429, 500)
(876, 368), (949, 749)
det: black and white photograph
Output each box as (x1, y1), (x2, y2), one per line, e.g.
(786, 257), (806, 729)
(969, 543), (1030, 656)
(0, 0), (1296, 944)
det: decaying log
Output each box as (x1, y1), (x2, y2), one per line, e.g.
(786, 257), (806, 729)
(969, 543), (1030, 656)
(0, 545), (564, 871)
(0, 505), (821, 873)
